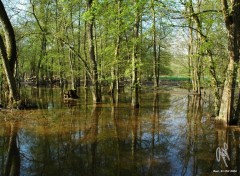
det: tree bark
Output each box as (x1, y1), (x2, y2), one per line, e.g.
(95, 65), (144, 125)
(0, 0), (19, 104)
(131, 0), (140, 108)
(0, 1), (17, 72)
(217, 0), (240, 126)
(151, 0), (159, 88)
(87, 0), (102, 103)
(109, 0), (122, 95)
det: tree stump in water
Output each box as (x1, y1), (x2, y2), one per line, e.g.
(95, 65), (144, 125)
(64, 90), (79, 99)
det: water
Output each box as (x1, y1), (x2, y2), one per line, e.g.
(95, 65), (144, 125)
(0, 87), (239, 176)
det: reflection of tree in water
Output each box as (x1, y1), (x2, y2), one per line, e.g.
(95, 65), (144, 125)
(181, 95), (205, 175)
(179, 95), (240, 175)
(90, 106), (101, 176)
(146, 92), (171, 175)
(1, 90), (239, 175)
(3, 122), (20, 176)
(179, 95), (214, 175)
(214, 126), (240, 172)
(140, 91), (171, 110)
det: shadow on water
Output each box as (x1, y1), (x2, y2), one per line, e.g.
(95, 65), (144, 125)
(0, 87), (240, 175)
(1, 122), (20, 176)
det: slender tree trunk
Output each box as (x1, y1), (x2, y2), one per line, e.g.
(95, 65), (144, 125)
(186, 0), (203, 94)
(208, 52), (221, 115)
(109, 0), (122, 95)
(188, 18), (194, 90)
(83, 21), (89, 88)
(151, 0), (159, 88)
(69, 49), (76, 89)
(36, 33), (47, 86)
(69, 3), (76, 90)
(30, 0), (49, 87)
(87, 0), (101, 103)
(131, 0), (141, 108)
(77, 2), (82, 87)
(193, 1), (202, 94)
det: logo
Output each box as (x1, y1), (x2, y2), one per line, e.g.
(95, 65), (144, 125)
(216, 142), (230, 167)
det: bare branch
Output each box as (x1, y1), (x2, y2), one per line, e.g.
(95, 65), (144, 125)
(29, 0), (44, 32)
(56, 36), (93, 80)
(171, 24), (207, 40)
(172, 10), (221, 19)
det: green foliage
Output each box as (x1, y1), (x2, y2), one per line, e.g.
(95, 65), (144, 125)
(0, 0), (228, 93)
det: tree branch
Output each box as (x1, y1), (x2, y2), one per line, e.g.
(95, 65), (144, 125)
(56, 37), (93, 80)
(29, 0), (44, 32)
(171, 24), (207, 39)
(172, 10), (221, 19)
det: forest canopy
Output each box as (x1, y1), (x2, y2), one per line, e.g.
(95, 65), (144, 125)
(0, 0), (239, 126)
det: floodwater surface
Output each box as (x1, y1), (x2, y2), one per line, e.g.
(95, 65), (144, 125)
(0, 87), (239, 176)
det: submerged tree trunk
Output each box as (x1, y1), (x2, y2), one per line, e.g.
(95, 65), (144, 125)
(83, 21), (89, 88)
(217, 0), (240, 126)
(69, 49), (76, 90)
(151, 0), (159, 88)
(0, 0), (19, 105)
(208, 53), (221, 115)
(87, 0), (101, 103)
(131, 0), (141, 108)
(109, 0), (122, 95)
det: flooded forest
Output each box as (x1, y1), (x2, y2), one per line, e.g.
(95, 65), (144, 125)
(0, 0), (240, 175)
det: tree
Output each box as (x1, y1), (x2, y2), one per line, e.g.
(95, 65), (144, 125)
(86, 0), (102, 103)
(217, 0), (240, 126)
(108, 0), (122, 95)
(0, 0), (19, 106)
(151, 0), (159, 88)
(131, 0), (142, 108)
(180, 0), (225, 115)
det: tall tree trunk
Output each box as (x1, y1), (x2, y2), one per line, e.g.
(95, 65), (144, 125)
(55, 0), (64, 87)
(0, 0), (19, 105)
(30, 0), (49, 87)
(83, 21), (89, 88)
(36, 33), (47, 86)
(77, 2), (82, 87)
(187, 14), (194, 90)
(109, 0), (122, 95)
(217, 0), (240, 126)
(234, 3), (240, 123)
(151, 0), (159, 88)
(192, 0), (202, 94)
(69, 3), (76, 89)
(69, 49), (76, 89)
(131, 0), (141, 108)
(87, 0), (101, 103)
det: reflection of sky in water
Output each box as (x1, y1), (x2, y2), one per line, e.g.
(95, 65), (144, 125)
(1, 88), (239, 175)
